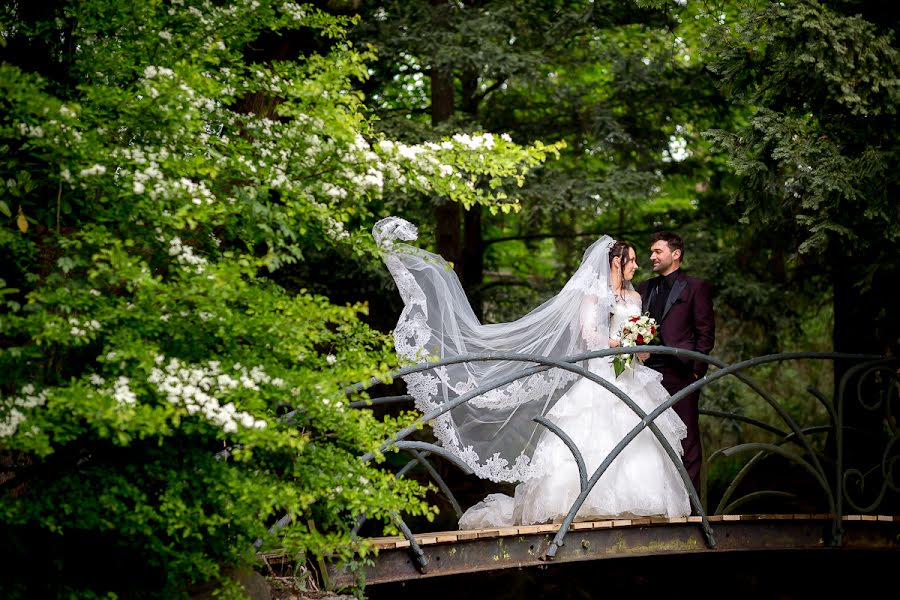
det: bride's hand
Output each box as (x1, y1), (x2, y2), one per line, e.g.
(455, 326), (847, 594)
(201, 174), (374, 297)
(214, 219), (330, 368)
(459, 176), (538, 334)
(636, 352), (650, 361)
(608, 338), (620, 348)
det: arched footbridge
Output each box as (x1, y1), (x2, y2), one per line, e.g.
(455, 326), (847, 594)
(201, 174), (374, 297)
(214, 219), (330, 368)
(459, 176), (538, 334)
(263, 350), (900, 590)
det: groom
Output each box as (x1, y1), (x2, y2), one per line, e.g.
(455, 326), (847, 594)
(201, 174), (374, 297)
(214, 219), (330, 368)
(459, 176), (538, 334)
(637, 231), (715, 497)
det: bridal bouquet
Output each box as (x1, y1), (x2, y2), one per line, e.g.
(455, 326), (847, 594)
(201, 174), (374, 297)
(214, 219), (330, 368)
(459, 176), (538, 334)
(613, 314), (659, 377)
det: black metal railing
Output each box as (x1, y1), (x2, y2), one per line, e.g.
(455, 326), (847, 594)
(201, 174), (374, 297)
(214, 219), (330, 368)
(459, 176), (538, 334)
(343, 348), (897, 573)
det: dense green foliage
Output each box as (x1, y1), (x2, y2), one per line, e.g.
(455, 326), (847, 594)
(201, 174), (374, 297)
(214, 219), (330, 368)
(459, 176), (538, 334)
(350, 1), (738, 323)
(0, 1), (558, 597)
(704, 0), (900, 360)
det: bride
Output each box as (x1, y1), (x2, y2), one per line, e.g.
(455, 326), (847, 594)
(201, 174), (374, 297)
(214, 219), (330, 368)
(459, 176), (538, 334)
(373, 217), (690, 528)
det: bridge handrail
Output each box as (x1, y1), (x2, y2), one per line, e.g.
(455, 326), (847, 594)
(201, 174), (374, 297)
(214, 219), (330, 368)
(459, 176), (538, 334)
(255, 349), (896, 576)
(344, 349), (892, 565)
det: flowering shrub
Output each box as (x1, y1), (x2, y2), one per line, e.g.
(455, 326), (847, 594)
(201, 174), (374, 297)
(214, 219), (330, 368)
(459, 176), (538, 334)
(0, 1), (561, 598)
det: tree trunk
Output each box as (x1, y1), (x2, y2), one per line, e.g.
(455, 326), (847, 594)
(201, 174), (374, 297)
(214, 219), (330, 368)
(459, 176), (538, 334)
(830, 257), (893, 509)
(461, 66), (479, 117)
(459, 65), (487, 317)
(430, 0), (462, 281)
(462, 206), (484, 320)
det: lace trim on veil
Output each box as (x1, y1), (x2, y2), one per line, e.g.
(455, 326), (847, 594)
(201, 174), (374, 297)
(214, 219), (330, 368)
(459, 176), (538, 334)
(406, 369), (540, 482)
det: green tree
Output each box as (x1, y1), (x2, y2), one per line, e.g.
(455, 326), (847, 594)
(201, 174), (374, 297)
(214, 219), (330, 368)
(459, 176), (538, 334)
(0, 1), (557, 597)
(352, 1), (729, 321)
(704, 0), (900, 360)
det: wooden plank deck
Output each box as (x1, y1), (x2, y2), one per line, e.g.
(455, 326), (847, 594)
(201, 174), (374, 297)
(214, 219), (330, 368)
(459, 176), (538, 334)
(357, 513), (886, 551)
(260, 514), (900, 588)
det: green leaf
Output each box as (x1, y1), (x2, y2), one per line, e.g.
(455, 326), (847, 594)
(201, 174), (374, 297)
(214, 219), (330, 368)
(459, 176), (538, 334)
(613, 356), (625, 378)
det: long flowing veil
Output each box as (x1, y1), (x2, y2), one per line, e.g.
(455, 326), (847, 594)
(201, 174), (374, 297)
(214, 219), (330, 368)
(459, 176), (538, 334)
(374, 216), (616, 483)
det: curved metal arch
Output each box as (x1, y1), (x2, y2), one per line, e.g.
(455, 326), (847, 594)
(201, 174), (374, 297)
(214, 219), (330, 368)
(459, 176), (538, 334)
(361, 349), (703, 533)
(261, 351), (684, 550)
(805, 384), (838, 428)
(542, 351), (876, 558)
(662, 351), (870, 488)
(409, 449), (465, 518)
(700, 409), (790, 439)
(532, 415), (589, 494)
(660, 353), (874, 492)
(835, 359), (899, 525)
(355, 347), (709, 558)
(351, 455), (424, 537)
(348, 395), (415, 409)
(721, 442), (835, 511)
(543, 396), (714, 558)
(722, 441), (839, 542)
(391, 441), (475, 475)
(703, 364), (883, 519)
(253, 350), (895, 574)
(359, 349), (873, 477)
(360, 347), (692, 470)
(390, 511), (428, 571)
(351, 448), (461, 574)
(717, 490), (799, 515)
(711, 425), (835, 515)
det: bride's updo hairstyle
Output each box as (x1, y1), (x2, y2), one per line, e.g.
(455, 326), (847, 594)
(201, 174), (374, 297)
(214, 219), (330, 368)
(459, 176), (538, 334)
(608, 240), (633, 269)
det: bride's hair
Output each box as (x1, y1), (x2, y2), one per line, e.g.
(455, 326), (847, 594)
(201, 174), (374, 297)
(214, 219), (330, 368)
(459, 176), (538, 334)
(608, 240), (634, 294)
(608, 240), (633, 268)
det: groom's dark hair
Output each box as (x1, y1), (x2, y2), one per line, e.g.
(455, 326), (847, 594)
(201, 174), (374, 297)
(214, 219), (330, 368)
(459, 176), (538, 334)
(650, 231), (685, 261)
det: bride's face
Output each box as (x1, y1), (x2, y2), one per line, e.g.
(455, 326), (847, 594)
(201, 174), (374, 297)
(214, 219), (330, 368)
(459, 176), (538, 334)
(622, 248), (638, 281)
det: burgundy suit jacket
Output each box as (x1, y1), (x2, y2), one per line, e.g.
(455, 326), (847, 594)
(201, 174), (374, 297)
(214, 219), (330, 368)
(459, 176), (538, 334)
(636, 270), (715, 379)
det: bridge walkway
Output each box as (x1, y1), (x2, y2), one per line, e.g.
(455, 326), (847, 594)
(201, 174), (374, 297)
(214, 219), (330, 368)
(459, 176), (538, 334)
(261, 513), (900, 588)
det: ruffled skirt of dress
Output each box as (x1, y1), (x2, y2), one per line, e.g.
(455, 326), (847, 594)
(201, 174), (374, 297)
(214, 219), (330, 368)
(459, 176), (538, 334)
(458, 359), (690, 529)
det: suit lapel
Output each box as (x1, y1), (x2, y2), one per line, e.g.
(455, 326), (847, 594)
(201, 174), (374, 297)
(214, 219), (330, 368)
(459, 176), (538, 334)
(645, 278), (664, 313)
(662, 276), (687, 321)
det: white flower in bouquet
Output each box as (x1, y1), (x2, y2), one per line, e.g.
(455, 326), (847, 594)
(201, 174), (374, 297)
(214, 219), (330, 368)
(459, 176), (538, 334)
(613, 313), (659, 377)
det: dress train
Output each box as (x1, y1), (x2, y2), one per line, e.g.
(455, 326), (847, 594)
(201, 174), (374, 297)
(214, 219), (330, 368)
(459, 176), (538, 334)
(459, 356), (690, 528)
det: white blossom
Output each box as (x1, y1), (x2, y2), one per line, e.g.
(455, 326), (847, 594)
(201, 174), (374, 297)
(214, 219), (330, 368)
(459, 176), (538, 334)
(148, 357), (271, 433)
(79, 164), (107, 177)
(17, 123), (45, 138)
(143, 65), (174, 79)
(112, 376), (137, 405)
(165, 236), (208, 274)
(1, 385), (48, 438)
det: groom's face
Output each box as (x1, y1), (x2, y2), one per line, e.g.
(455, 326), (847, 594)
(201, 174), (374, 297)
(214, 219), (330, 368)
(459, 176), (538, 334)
(650, 241), (679, 276)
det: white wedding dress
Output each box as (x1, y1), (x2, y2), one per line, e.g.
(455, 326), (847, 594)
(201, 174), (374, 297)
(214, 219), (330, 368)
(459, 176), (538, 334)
(458, 296), (691, 528)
